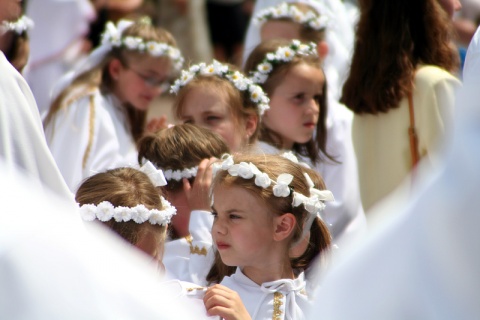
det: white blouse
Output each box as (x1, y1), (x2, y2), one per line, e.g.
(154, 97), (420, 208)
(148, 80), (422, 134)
(220, 268), (310, 320)
(45, 89), (138, 192)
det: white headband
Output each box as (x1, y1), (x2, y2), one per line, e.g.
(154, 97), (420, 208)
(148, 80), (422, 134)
(170, 60), (270, 116)
(254, 2), (329, 31)
(213, 154), (334, 236)
(1, 15), (34, 35)
(249, 40), (318, 84)
(79, 161), (176, 226)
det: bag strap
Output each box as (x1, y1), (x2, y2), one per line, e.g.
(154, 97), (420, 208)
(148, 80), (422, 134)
(408, 92), (420, 168)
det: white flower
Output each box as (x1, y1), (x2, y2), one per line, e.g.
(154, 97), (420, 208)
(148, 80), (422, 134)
(282, 151), (299, 163)
(272, 173), (294, 197)
(257, 62), (273, 74)
(114, 206), (132, 222)
(164, 169), (173, 180)
(251, 72), (268, 84)
(266, 53), (276, 61)
(255, 173), (271, 188)
(172, 170), (182, 181)
(201, 64), (216, 75)
(79, 204), (97, 222)
(146, 41), (162, 56)
(96, 201), (115, 222)
(123, 36), (142, 50)
(221, 155), (235, 170)
(277, 47), (295, 61)
(293, 193), (308, 208)
(132, 204), (150, 223)
(249, 85), (264, 103)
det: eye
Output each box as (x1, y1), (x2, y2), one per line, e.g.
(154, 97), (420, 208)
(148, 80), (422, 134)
(292, 93), (305, 104)
(229, 214), (241, 220)
(206, 115), (221, 122)
(211, 211), (218, 219)
(182, 118), (194, 124)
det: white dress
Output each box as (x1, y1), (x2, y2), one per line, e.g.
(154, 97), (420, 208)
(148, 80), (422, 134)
(220, 268), (310, 320)
(163, 210), (215, 286)
(44, 89), (138, 192)
(0, 51), (73, 202)
(256, 96), (367, 248)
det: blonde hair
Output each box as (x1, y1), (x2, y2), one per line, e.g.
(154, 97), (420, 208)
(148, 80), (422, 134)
(75, 167), (166, 246)
(206, 154), (331, 283)
(44, 18), (178, 143)
(172, 65), (260, 146)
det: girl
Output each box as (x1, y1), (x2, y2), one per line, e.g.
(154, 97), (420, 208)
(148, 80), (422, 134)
(137, 123), (229, 284)
(245, 38), (365, 246)
(0, 15), (33, 73)
(341, 0), (461, 211)
(204, 154), (333, 320)
(170, 60), (269, 153)
(76, 166), (176, 267)
(44, 18), (184, 192)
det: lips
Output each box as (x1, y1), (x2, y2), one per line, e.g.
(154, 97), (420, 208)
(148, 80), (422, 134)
(303, 122), (316, 129)
(216, 242), (230, 250)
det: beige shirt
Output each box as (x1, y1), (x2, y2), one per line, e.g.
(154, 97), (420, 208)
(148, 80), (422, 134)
(353, 65), (461, 211)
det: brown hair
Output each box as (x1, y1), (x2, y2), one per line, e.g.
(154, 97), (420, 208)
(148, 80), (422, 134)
(244, 38), (333, 164)
(262, 2), (327, 43)
(75, 167), (166, 246)
(44, 18), (177, 143)
(206, 154), (331, 284)
(341, 0), (459, 114)
(172, 64), (260, 148)
(137, 123), (230, 192)
(4, 30), (30, 73)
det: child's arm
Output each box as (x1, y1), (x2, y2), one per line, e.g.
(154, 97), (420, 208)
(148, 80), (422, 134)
(203, 284), (252, 320)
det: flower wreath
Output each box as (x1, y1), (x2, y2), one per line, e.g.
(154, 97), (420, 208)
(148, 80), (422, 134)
(170, 60), (270, 116)
(164, 166), (198, 181)
(101, 19), (184, 71)
(253, 2), (329, 31)
(78, 161), (176, 226)
(249, 39), (318, 84)
(1, 15), (34, 35)
(213, 154), (334, 236)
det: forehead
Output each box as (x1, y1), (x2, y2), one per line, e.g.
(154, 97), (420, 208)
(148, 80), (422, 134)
(260, 20), (301, 41)
(180, 85), (231, 116)
(128, 54), (172, 74)
(275, 62), (324, 90)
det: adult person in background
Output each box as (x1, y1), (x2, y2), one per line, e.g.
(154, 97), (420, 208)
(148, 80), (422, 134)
(0, 0), (73, 202)
(307, 25), (480, 319)
(341, 0), (461, 213)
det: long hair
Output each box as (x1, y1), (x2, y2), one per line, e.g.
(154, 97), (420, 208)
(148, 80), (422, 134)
(44, 19), (177, 142)
(75, 167), (166, 245)
(244, 38), (333, 164)
(341, 0), (458, 114)
(206, 154), (332, 284)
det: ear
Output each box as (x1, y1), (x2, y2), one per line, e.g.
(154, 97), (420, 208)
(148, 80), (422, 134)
(244, 113), (258, 140)
(108, 58), (124, 81)
(273, 213), (296, 242)
(316, 40), (329, 61)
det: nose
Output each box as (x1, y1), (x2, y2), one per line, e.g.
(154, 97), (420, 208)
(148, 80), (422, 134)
(306, 98), (320, 115)
(212, 217), (227, 236)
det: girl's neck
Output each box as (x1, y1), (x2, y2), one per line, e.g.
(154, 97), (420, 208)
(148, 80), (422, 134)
(241, 259), (294, 285)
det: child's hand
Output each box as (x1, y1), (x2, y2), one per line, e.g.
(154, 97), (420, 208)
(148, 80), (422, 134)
(203, 284), (252, 320)
(146, 115), (169, 133)
(183, 158), (217, 211)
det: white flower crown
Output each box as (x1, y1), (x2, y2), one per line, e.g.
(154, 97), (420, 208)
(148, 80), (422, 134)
(1, 15), (34, 35)
(101, 20), (184, 71)
(79, 161), (176, 226)
(170, 60), (270, 116)
(254, 2), (329, 31)
(213, 154), (334, 236)
(164, 166), (198, 181)
(249, 40), (318, 84)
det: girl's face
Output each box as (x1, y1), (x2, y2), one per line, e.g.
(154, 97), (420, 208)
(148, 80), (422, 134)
(0, 0), (22, 22)
(112, 55), (171, 111)
(260, 20), (301, 42)
(263, 63), (324, 149)
(179, 86), (249, 152)
(211, 184), (278, 269)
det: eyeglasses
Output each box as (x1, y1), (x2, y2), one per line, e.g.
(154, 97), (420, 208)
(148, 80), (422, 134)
(127, 66), (170, 91)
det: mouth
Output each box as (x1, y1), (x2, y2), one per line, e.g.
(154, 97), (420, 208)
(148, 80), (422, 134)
(216, 242), (230, 250)
(303, 122), (316, 129)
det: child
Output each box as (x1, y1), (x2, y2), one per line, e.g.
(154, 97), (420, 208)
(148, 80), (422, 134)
(44, 18), (184, 192)
(137, 123), (229, 284)
(170, 60), (269, 153)
(204, 153), (333, 320)
(245, 37), (365, 247)
(0, 15), (33, 73)
(76, 166), (176, 267)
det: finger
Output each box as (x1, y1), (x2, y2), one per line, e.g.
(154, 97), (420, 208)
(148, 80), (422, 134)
(182, 178), (192, 195)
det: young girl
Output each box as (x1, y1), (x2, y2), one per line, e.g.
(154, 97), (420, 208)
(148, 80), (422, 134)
(204, 153), (333, 320)
(44, 17), (184, 192)
(76, 166), (176, 267)
(245, 38), (366, 247)
(0, 15), (33, 73)
(137, 124), (230, 284)
(170, 60), (269, 153)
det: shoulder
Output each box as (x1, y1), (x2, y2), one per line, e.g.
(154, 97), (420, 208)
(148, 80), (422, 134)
(415, 65), (460, 87)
